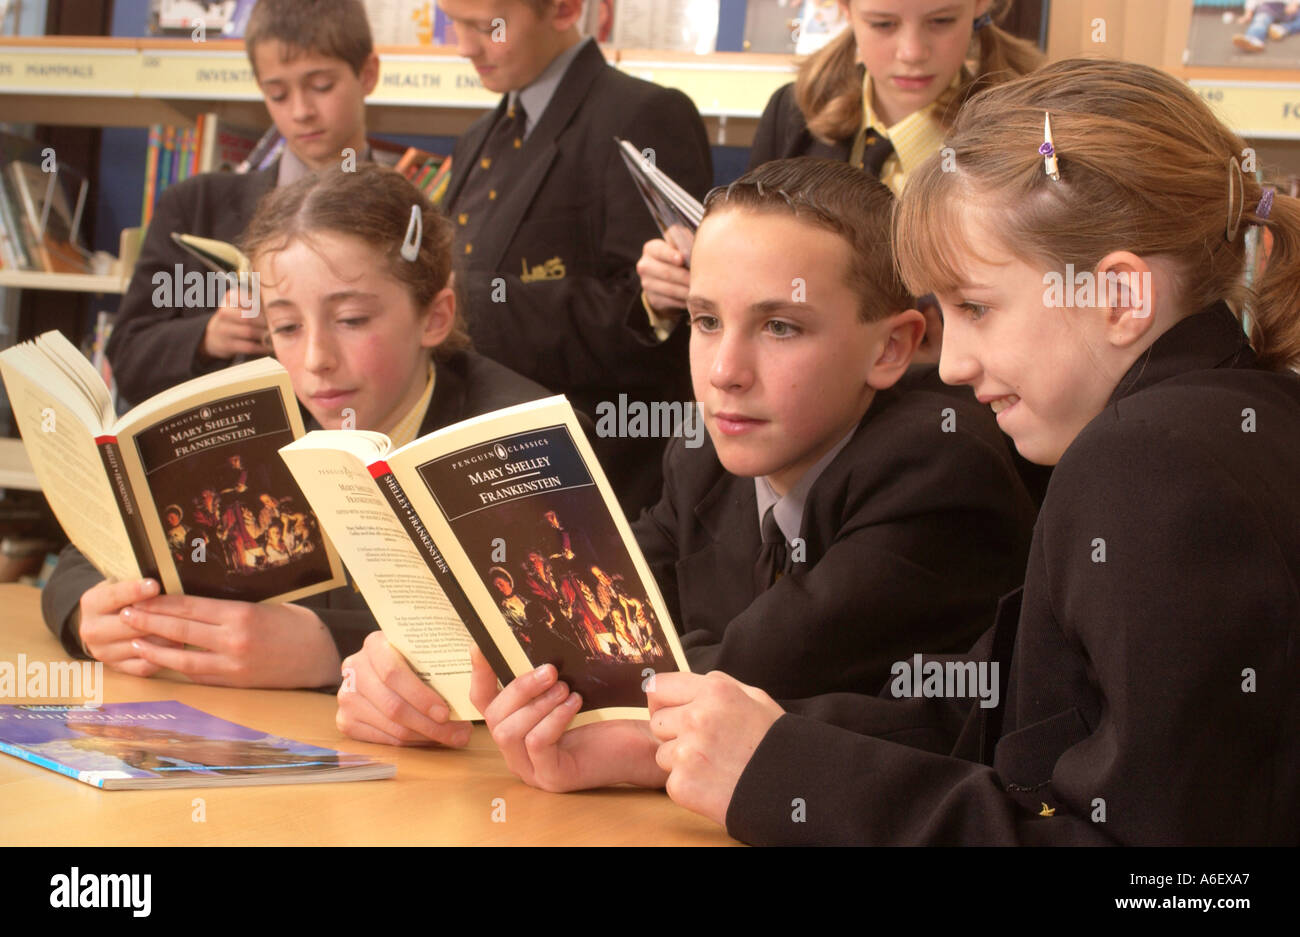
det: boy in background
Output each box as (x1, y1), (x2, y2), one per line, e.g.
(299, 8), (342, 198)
(107, 0), (379, 406)
(438, 0), (713, 516)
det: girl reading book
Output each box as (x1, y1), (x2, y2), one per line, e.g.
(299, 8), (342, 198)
(645, 59), (1300, 845)
(41, 164), (545, 704)
(637, 0), (1042, 358)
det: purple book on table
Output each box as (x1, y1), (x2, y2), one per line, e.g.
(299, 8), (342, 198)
(0, 701), (393, 790)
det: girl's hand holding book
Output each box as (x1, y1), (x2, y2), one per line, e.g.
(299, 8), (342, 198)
(119, 594), (343, 689)
(78, 578), (182, 677)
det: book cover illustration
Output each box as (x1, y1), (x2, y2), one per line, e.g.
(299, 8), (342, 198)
(0, 702), (393, 789)
(415, 423), (679, 713)
(132, 390), (334, 602)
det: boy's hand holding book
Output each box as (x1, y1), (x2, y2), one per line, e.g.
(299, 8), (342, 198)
(469, 647), (667, 793)
(647, 671), (785, 828)
(200, 293), (269, 362)
(335, 631), (473, 748)
(636, 233), (692, 318)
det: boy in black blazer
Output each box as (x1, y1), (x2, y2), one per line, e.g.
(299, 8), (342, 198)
(106, 0), (380, 406)
(344, 159), (1034, 789)
(438, 0), (713, 517)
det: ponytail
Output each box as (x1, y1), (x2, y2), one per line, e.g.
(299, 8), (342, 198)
(795, 28), (862, 146)
(1250, 192), (1300, 370)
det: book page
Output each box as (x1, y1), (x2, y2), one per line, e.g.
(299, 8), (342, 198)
(279, 442), (479, 720)
(0, 354), (139, 583)
(114, 362), (345, 602)
(389, 397), (690, 727)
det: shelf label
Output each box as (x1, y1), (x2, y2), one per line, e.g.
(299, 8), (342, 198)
(614, 59), (794, 117)
(0, 48), (137, 94)
(136, 50), (259, 99)
(371, 57), (497, 105)
(1191, 82), (1300, 139)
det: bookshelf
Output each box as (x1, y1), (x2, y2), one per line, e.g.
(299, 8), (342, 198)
(0, 270), (126, 293)
(0, 37), (796, 143)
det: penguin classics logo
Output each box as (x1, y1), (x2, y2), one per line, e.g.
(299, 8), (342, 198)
(49, 868), (151, 917)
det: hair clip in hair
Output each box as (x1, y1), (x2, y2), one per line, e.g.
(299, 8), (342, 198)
(401, 204), (421, 262)
(1039, 113), (1060, 182)
(1226, 156), (1245, 242)
(973, 11), (993, 31)
(1256, 187), (1275, 222)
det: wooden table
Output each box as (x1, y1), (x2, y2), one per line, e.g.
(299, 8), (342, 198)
(0, 585), (736, 846)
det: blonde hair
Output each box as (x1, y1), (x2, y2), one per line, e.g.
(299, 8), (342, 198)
(895, 58), (1300, 371)
(242, 164), (471, 360)
(797, 0), (1042, 143)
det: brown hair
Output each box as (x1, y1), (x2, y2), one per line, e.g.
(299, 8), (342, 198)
(797, 0), (1042, 144)
(242, 163), (471, 360)
(894, 57), (1300, 371)
(245, 0), (374, 77)
(702, 157), (910, 321)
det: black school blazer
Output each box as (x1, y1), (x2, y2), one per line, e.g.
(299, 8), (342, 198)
(727, 304), (1300, 845)
(632, 375), (1037, 700)
(443, 40), (713, 516)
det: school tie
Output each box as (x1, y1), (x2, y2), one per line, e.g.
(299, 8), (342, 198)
(454, 97), (529, 258)
(858, 127), (895, 180)
(754, 506), (791, 593)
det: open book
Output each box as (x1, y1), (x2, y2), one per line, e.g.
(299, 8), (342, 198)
(280, 397), (690, 725)
(0, 702), (393, 790)
(0, 331), (344, 603)
(170, 232), (251, 274)
(616, 137), (703, 266)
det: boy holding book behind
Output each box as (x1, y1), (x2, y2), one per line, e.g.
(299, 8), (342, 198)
(339, 159), (1036, 771)
(436, 0), (713, 516)
(106, 0), (380, 407)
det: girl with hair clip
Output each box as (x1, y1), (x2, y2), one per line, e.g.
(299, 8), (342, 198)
(645, 58), (1300, 845)
(637, 0), (1042, 352)
(41, 165), (546, 714)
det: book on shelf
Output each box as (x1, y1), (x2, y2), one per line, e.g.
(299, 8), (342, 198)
(0, 701), (394, 789)
(394, 147), (453, 205)
(794, 0), (849, 55)
(742, 0), (800, 53)
(607, 0), (721, 53)
(279, 396), (690, 725)
(362, 0), (453, 45)
(0, 132), (93, 275)
(0, 330), (345, 604)
(150, 0), (239, 34)
(234, 125), (284, 174)
(616, 137), (703, 266)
